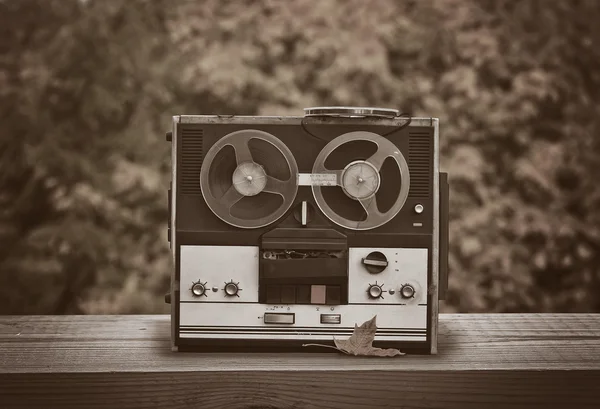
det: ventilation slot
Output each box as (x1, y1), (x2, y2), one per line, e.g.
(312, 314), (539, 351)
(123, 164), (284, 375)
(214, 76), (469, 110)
(180, 128), (204, 195)
(408, 129), (432, 198)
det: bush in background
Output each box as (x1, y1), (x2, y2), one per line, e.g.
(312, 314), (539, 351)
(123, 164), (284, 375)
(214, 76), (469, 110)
(1, 0), (599, 314)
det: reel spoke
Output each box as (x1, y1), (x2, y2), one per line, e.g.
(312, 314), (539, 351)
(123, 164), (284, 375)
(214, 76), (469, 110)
(220, 184), (245, 209)
(263, 176), (287, 196)
(358, 195), (380, 215)
(365, 147), (390, 172)
(231, 138), (254, 165)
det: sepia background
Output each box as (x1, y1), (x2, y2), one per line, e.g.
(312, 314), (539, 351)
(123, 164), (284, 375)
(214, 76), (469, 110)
(1, 0), (599, 315)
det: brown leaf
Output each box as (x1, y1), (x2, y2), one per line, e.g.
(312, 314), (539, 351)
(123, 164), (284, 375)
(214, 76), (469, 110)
(303, 315), (405, 357)
(333, 315), (377, 354)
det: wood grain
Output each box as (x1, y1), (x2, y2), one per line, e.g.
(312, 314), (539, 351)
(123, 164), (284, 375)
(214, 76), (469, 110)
(1, 314), (599, 408)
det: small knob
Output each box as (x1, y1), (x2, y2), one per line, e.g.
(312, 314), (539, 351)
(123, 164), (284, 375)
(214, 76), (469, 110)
(367, 282), (385, 299)
(191, 281), (207, 297)
(362, 251), (388, 274)
(400, 284), (415, 299)
(224, 281), (241, 297)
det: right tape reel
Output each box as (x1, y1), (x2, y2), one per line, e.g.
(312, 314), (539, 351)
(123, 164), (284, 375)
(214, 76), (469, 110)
(312, 131), (410, 230)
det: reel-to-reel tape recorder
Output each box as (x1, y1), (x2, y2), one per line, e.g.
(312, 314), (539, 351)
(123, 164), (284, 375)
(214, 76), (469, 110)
(165, 107), (449, 354)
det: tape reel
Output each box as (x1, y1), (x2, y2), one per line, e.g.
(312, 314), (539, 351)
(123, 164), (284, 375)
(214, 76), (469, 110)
(200, 129), (298, 229)
(312, 131), (410, 230)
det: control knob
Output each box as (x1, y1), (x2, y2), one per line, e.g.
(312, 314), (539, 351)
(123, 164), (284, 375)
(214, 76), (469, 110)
(191, 281), (207, 297)
(400, 284), (416, 299)
(367, 282), (385, 299)
(224, 280), (241, 297)
(362, 251), (388, 274)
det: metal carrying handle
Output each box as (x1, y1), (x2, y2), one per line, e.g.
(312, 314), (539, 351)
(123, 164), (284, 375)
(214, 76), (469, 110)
(304, 106), (400, 119)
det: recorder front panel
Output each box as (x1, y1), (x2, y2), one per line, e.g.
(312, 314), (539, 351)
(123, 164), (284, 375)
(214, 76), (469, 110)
(167, 109), (448, 353)
(178, 244), (428, 340)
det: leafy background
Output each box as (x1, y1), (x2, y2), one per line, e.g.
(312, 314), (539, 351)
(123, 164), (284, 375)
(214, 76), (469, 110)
(1, 0), (599, 314)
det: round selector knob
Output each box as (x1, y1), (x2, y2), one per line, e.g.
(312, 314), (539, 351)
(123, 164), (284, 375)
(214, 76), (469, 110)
(367, 282), (385, 299)
(223, 281), (241, 297)
(362, 251), (388, 274)
(400, 284), (416, 299)
(293, 201), (315, 225)
(191, 281), (207, 297)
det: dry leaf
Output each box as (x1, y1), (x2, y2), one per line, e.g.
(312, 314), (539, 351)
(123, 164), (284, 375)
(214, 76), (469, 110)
(303, 315), (405, 357)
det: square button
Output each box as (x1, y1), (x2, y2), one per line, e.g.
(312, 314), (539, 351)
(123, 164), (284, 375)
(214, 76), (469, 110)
(320, 314), (341, 324)
(311, 285), (327, 304)
(266, 286), (281, 304)
(281, 285), (296, 304)
(296, 285), (311, 304)
(326, 286), (341, 305)
(264, 313), (295, 324)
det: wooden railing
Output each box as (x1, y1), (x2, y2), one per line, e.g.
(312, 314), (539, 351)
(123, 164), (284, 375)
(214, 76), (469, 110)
(1, 314), (599, 408)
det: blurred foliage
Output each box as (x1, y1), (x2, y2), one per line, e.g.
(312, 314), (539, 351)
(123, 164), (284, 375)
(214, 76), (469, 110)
(0, 0), (599, 314)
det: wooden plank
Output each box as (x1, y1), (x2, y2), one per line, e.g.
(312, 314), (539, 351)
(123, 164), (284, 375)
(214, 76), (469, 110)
(1, 314), (599, 408)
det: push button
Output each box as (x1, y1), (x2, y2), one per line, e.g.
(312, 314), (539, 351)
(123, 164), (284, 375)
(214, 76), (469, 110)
(310, 285), (326, 304)
(266, 286), (281, 304)
(326, 286), (341, 305)
(296, 285), (311, 304)
(264, 313), (295, 324)
(281, 285), (296, 304)
(320, 314), (341, 324)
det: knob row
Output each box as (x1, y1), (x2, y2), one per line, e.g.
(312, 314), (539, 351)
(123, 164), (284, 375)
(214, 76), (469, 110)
(191, 280), (241, 297)
(367, 282), (416, 300)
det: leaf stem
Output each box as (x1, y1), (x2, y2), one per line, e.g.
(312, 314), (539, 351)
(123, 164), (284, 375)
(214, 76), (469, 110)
(302, 343), (343, 352)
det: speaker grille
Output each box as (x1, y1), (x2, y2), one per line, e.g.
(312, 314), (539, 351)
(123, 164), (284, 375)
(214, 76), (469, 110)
(180, 127), (204, 195)
(408, 128), (432, 198)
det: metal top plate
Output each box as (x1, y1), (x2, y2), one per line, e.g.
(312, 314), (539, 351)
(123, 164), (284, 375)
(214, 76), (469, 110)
(176, 115), (436, 127)
(303, 107), (400, 118)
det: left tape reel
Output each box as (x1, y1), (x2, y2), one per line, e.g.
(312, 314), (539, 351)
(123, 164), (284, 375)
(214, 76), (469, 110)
(200, 129), (299, 229)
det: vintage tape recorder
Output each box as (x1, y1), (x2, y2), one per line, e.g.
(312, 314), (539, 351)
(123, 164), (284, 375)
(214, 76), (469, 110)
(165, 107), (449, 354)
